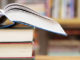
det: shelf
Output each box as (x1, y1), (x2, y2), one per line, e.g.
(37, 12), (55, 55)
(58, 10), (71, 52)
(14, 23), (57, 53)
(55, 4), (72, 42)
(56, 18), (80, 25)
(54, 18), (80, 28)
(35, 55), (80, 60)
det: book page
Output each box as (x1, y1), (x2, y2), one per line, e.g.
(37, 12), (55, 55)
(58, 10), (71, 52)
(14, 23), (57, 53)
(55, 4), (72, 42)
(3, 3), (67, 36)
(0, 43), (32, 57)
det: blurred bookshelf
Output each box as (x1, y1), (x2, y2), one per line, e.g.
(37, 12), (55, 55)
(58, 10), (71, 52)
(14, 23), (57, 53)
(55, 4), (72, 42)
(1, 0), (80, 59)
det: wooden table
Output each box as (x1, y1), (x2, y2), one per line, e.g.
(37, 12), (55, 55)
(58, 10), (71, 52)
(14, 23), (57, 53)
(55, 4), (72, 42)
(35, 55), (80, 60)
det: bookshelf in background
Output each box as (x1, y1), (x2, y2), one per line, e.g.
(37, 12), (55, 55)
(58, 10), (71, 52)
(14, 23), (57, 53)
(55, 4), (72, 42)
(35, 0), (80, 56)
(46, 0), (77, 19)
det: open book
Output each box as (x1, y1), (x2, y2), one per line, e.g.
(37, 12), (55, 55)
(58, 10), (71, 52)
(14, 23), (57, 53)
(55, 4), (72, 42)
(0, 3), (67, 36)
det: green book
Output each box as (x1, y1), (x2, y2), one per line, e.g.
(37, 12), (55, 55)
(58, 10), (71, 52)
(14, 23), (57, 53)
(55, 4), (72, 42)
(0, 58), (34, 60)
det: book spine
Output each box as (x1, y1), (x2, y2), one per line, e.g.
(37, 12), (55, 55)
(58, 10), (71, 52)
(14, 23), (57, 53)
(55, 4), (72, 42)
(52, 0), (61, 18)
(61, 0), (75, 19)
(45, 0), (52, 17)
(71, 0), (75, 18)
(77, 0), (80, 18)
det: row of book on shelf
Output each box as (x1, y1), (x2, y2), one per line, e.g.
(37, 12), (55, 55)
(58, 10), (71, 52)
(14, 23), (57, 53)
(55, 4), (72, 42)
(14, 0), (80, 19)
(48, 39), (80, 56)
(45, 0), (80, 19)
(1, 0), (80, 19)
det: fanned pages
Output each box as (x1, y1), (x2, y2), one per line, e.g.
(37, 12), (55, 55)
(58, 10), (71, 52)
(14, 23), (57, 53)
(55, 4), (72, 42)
(0, 29), (34, 42)
(0, 43), (33, 58)
(2, 3), (67, 36)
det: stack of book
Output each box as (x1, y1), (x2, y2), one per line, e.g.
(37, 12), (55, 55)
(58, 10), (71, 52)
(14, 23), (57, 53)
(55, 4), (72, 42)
(0, 13), (35, 60)
(0, 3), (66, 58)
(0, 27), (34, 60)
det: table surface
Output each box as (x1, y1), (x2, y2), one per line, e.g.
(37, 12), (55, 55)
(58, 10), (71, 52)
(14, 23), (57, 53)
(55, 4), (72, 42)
(35, 55), (80, 60)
